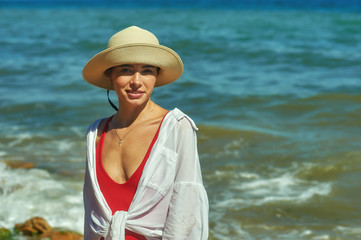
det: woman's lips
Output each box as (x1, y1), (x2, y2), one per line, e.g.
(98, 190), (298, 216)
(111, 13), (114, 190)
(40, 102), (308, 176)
(126, 90), (144, 99)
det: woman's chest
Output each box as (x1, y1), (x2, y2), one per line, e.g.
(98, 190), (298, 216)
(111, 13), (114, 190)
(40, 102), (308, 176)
(100, 124), (159, 184)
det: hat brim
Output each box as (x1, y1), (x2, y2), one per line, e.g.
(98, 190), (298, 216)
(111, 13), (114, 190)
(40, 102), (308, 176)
(82, 43), (183, 90)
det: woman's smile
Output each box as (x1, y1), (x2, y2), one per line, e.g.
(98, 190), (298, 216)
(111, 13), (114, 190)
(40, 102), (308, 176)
(126, 89), (145, 99)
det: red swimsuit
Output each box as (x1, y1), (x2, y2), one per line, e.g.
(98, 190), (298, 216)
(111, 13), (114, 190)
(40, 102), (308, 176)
(96, 116), (164, 240)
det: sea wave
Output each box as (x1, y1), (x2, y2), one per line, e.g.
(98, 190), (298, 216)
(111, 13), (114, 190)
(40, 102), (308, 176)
(0, 163), (84, 233)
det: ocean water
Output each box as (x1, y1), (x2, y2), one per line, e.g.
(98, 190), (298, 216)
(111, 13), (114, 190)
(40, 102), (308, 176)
(1, 5), (361, 240)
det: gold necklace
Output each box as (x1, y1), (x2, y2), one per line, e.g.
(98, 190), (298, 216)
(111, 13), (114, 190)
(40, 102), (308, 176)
(111, 103), (154, 146)
(112, 118), (143, 145)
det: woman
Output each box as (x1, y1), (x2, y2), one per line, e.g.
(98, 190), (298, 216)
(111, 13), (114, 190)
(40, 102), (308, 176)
(82, 26), (209, 240)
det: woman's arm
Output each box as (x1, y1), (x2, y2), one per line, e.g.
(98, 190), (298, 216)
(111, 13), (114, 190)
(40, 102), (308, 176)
(163, 118), (209, 240)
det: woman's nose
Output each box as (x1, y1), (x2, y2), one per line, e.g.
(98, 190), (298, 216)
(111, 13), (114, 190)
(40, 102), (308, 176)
(130, 72), (142, 87)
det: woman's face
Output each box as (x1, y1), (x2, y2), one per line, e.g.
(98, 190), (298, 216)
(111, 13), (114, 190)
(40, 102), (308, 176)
(109, 64), (158, 107)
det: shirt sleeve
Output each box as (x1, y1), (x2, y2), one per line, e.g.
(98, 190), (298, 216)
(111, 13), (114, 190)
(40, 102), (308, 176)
(162, 118), (209, 240)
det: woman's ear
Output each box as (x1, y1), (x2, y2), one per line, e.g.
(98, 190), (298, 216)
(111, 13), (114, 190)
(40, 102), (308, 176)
(105, 68), (112, 78)
(108, 75), (113, 86)
(104, 67), (113, 87)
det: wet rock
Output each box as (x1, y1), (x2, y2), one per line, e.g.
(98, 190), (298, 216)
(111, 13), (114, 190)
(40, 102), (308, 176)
(15, 216), (52, 237)
(14, 217), (83, 240)
(4, 160), (35, 169)
(51, 231), (83, 240)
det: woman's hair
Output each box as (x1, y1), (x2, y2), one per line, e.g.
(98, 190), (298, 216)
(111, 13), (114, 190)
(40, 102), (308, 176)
(104, 67), (114, 79)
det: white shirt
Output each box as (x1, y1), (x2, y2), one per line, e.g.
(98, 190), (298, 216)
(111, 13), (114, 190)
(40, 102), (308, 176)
(83, 108), (209, 240)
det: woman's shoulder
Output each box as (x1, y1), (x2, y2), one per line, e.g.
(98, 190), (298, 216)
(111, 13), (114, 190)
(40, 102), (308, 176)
(169, 108), (198, 131)
(86, 117), (110, 134)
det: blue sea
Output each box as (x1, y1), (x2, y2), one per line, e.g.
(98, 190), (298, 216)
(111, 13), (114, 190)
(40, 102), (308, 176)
(1, 1), (361, 239)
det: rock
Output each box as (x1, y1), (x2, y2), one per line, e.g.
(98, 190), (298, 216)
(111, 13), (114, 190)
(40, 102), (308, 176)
(4, 160), (35, 169)
(0, 228), (11, 240)
(51, 231), (83, 240)
(15, 216), (52, 237)
(14, 217), (83, 240)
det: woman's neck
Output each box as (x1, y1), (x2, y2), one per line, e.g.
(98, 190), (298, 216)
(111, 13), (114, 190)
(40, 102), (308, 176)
(113, 99), (153, 128)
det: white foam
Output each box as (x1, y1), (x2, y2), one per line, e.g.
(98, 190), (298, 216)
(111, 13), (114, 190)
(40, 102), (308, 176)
(243, 173), (330, 204)
(209, 211), (252, 240)
(311, 235), (330, 240)
(216, 172), (332, 209)
(335, 226), (361, 236)
(239, 172), (259, 180)
(278, 230), (329, 240)
(0, 151), (6, 158)
(70, 126), (85, 137)
(8, 133), (32, 148)
(0, 163), (84, 233)
(299, 230), (312, 236)
(57, 140), (73, 152)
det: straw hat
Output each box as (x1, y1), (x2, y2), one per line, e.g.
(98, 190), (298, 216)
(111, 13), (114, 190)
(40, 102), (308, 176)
(83, 26), (183, 89)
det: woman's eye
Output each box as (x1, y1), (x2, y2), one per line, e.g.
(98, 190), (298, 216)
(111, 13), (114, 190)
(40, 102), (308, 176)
(143, 69), (156, 75)
(118, 68), (133, 75)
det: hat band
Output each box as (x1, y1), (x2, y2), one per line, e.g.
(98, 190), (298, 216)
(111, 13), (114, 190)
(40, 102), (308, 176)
(107, 90), (119, 111)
